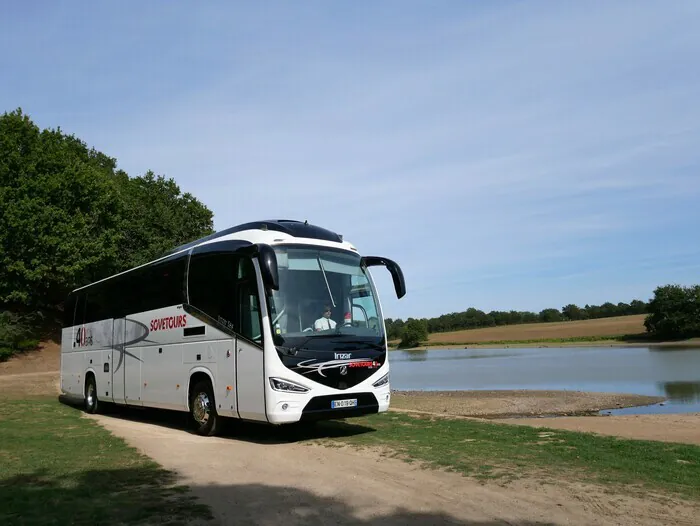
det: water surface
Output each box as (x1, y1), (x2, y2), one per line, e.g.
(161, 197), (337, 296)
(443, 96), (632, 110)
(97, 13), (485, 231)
(388, 346), (700, 415)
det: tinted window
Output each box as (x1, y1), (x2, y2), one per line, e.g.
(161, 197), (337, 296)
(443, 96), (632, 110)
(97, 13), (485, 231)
(139, 256), (187, 313)
(237, 258), (262, 343)
(84, 289), (104, 323)
(188, 250), (238, 330)
(74, 292), (87, 326)
(74, 253), (187, 322)
(63, 292), (78, 327)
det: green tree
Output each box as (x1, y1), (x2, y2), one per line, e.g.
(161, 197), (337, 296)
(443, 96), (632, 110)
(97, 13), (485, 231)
(0, 108), (214, 313)
(0, 109), (123, 309)
(114, 170), (214, 270)
(399, 319), (428, 348)
(644, 284), (700, 339)
(539, 308), (562, 322)
(562, 304), (585, 321)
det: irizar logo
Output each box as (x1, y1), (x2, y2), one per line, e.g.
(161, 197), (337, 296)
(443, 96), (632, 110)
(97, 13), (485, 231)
(335, 352), (352, 360)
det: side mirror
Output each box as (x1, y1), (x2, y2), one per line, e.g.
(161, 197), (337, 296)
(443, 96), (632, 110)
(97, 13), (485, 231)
(256, 244), (279, 291)
(238, 243), (279, 290)
(362, 256), (406, 299)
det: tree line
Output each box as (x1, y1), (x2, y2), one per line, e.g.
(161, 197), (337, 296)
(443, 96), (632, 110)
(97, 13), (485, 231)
(0, 108), (214, 359)
(388, 285), (700, 348)
(385, 299), (649, 341)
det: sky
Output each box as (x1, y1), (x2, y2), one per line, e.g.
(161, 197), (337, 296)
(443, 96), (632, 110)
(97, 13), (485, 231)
(2, 1), (700, 320)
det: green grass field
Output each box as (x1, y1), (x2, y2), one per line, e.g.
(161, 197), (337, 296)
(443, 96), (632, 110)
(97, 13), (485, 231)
(0, 397), (212, 525)
(313, 412), (700, 500)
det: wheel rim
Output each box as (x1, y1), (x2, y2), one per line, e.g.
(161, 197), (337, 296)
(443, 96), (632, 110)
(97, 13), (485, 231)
(192, 392), (210, 425)
(86, 382), (95, 408)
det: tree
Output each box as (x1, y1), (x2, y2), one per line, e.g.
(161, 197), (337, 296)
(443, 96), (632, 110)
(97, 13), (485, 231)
(539, 308), (562, 323)
(644, 284), (700, 339)
(630, 299), (647, 314)
(113, 170), (214, 270)
(399, 319), (428, 349)
(0, 109), (123, 309)
(562, 304), (585, 321)
(0, 108), (214, 312)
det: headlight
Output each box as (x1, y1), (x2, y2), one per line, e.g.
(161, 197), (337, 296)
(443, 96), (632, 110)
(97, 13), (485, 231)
(372, 372), (389, 388)
(269, 377), (310, 393)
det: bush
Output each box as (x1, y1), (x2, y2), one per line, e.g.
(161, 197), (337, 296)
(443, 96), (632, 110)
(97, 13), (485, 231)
(399, 319), (429, 349)
(0, 311), (40, 362)
(644, 284), (700, 339)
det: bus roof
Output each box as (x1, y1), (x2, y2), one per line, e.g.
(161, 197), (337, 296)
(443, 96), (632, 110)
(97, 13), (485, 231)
(69, 219), (356, 294)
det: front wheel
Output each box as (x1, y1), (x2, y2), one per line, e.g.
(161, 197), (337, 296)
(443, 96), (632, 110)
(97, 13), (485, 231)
(189, 380), (221, 436)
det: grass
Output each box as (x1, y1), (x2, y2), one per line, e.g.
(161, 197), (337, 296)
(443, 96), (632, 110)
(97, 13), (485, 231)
(0, 396), (213, 525)
(313, 412), (700, 500)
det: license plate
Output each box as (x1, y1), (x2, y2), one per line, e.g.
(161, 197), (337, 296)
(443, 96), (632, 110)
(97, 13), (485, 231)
(331, 398), (358, 409)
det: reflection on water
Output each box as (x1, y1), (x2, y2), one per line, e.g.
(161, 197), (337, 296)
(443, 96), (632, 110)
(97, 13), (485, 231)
(389, 346), (700, 415)
(404, 350), (428, 362)
(660, 381), (700, 403)
(401, 349), (518, 362)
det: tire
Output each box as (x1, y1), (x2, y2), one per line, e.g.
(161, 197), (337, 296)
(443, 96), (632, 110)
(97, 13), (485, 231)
(189, 379), (220, 436)
(84, 375), (99, 414)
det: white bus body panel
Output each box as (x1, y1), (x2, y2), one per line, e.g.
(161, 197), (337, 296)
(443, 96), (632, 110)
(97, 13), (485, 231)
(235, 337), (266, 421)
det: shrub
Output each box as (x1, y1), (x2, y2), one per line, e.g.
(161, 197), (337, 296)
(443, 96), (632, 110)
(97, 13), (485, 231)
(644, 284), (700, 339)
(399, 319), (429, 349)
(0, 311), (40, 362)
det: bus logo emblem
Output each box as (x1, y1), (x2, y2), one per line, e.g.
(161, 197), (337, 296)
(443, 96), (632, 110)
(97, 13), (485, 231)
(339, 366), (348, 376)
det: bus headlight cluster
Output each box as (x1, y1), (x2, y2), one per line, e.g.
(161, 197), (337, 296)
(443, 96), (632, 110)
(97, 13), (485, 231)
(269, 377), (310, 393)
(372, 372), (389, 388)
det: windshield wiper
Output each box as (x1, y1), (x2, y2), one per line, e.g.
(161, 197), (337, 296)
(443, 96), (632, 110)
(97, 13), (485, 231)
(276, 333), (339, 355)
(317, 255), (336, 308)
(333, 339), (386, 351)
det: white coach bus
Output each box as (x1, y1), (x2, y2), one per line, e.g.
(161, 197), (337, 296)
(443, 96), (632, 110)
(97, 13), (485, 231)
(60, 219), (405, 436)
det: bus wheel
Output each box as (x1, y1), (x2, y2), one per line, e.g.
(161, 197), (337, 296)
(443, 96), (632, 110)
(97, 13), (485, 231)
(84, 375), (99, 414)
(189, 380), (220, 436)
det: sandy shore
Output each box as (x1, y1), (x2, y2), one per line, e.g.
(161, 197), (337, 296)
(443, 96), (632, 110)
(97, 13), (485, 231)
(389, 389), (665, 418)
(390, 389), (700, 446)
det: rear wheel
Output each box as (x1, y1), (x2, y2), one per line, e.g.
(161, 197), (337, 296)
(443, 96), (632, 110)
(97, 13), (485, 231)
(84, 375), (99, 414)
(189, 380), (220, 436)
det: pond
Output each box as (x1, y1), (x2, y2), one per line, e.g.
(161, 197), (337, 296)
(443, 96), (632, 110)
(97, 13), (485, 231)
(388, 346), (700, 415)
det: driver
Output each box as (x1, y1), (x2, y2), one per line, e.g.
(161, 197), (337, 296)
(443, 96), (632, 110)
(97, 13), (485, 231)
(313, 304), (337, 331)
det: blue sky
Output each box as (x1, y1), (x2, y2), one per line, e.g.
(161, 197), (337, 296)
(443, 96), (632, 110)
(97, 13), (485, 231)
(2, 1), (699, 320)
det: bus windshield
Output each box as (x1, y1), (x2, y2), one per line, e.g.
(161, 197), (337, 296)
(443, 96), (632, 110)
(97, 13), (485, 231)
(266, 246), (385, 349)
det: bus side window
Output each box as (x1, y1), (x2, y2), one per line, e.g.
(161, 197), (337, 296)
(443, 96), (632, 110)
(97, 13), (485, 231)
(75, 292), (87, 326)
(237, 258), (262, 344)
(188, 251), (237, 330)
(63, 293), (78, 328)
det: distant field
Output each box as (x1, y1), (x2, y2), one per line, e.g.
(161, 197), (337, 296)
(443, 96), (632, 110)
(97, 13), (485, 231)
(425, 314), (647, 345)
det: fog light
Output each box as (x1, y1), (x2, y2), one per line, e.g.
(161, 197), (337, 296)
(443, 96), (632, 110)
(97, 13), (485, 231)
(282, 403), (289, 411)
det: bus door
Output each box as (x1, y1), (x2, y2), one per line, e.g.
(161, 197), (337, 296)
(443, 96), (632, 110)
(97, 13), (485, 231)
(234, 259), (268, 422)
(111, 318), (126, 404)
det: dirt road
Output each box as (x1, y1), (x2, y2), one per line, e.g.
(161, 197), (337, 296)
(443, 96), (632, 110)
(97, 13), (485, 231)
(90, 409), (698, 526)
